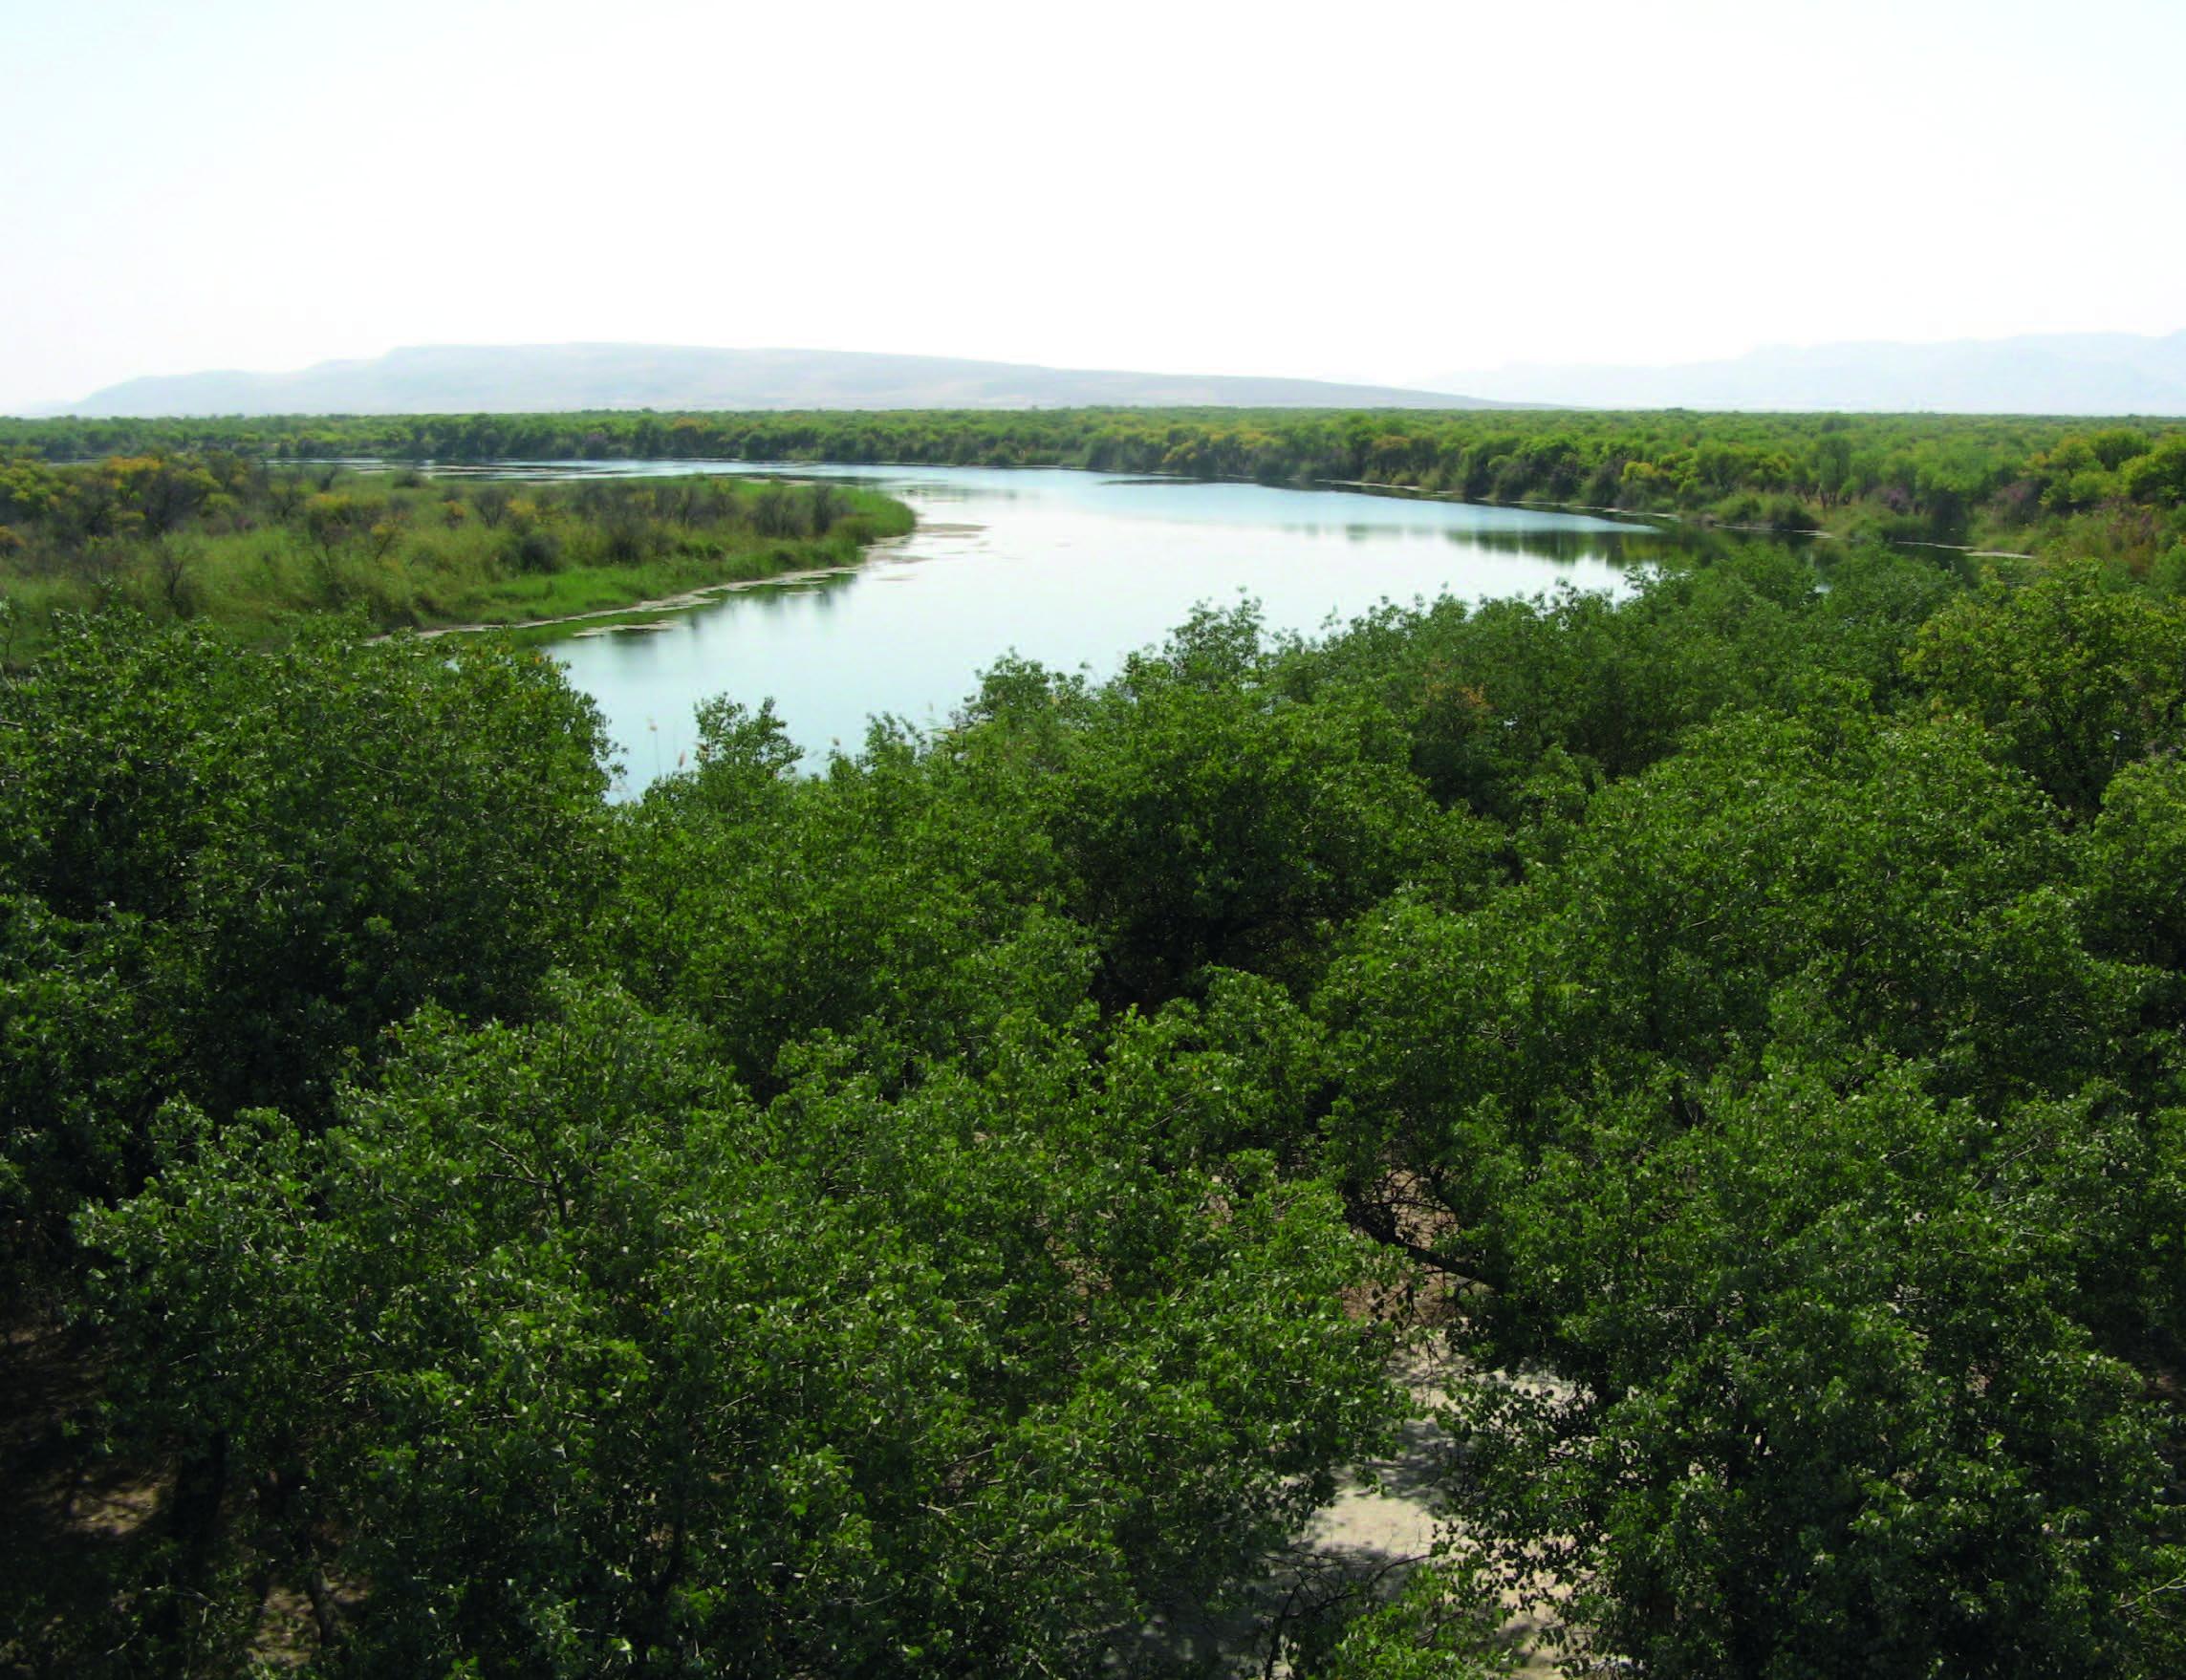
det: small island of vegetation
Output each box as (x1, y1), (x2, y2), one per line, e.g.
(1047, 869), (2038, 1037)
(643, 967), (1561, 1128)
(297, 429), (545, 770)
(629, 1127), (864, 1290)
(0, 453), (913, 660)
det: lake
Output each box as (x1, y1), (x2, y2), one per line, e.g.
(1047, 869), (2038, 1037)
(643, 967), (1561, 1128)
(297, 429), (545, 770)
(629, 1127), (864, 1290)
(502, 462), (1668, 792)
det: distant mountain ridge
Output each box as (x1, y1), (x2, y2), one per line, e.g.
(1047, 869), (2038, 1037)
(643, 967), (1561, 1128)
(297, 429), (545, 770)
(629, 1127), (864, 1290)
(39, 344), (1506, 418)
(1422, 332), (2186, 415)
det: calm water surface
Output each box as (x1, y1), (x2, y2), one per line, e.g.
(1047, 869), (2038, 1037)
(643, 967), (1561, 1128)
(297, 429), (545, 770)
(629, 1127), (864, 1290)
(506, 463), (1666, 792)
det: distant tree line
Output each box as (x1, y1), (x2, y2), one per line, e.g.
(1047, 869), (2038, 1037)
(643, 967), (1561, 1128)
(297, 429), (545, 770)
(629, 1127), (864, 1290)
(9, 406), (2186, 561)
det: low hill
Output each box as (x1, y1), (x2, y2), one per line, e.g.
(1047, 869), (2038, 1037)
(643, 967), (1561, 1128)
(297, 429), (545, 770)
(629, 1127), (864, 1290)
(46, 344), (1505, 417)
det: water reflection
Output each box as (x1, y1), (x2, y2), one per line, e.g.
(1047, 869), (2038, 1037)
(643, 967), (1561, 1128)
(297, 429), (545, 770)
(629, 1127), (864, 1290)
(412, 461), (1657, 793)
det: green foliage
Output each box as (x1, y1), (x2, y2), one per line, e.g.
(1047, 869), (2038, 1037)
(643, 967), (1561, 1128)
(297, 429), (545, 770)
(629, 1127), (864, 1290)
(0, 460), (913, 658)
(1312, 623), (2186, 1672)
(2084, 756), (2186, 977)
(1297, 1560), (1515, 1679)
(1456, 1060), (2185, 1678)
(0, 615), (611, 1260)
(612, 700), (1087, 1092)
(1907, 561), (2186, 811)
(1321, 704), (2130, 1220)
(82, 985), (1398, 1676)
(1037, 606), (1493, 1007)
(7, 472), (2186, 1674)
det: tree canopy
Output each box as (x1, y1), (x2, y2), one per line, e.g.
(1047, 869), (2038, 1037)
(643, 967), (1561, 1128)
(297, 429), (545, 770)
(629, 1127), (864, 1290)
(5, 520), (2184, 1675)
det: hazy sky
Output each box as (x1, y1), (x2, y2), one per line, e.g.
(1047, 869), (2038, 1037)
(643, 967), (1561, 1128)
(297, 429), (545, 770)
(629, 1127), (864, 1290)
(3, 0), (2181, 409)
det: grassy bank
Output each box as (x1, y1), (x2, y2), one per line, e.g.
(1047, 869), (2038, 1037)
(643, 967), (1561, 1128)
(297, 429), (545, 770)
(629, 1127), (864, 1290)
(0, 460), (914, 663)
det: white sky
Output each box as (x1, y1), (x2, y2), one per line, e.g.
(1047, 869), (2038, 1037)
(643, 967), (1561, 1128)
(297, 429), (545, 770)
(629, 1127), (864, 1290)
(2, 0), (2181, 410)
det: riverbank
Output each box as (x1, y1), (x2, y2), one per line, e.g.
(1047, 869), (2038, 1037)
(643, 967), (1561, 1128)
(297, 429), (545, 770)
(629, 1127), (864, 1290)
(408, 550), (888, 645)
(1317, 478), (2051, 557)
(0, 463), (916, 665)
(20, 409), (2175, 570)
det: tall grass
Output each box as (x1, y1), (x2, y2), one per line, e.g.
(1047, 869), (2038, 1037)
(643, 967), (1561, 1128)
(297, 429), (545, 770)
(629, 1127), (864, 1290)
(0, 466), (914, 661)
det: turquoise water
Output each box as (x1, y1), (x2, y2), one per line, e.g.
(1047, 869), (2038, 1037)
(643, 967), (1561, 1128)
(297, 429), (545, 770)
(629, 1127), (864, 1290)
(518, 463), (1661, 792)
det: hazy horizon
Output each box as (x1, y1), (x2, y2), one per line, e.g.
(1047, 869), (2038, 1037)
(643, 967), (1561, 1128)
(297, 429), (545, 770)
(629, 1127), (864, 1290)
(4, 0), (2183, 413)
(23, 332), (2186, 420)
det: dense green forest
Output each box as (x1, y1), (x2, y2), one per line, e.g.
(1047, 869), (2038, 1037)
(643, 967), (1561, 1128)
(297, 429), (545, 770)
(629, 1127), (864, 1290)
(10, 406), (2186, 565)
(0, 454), (912, 658)
(6, 491), (2184, 1673)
